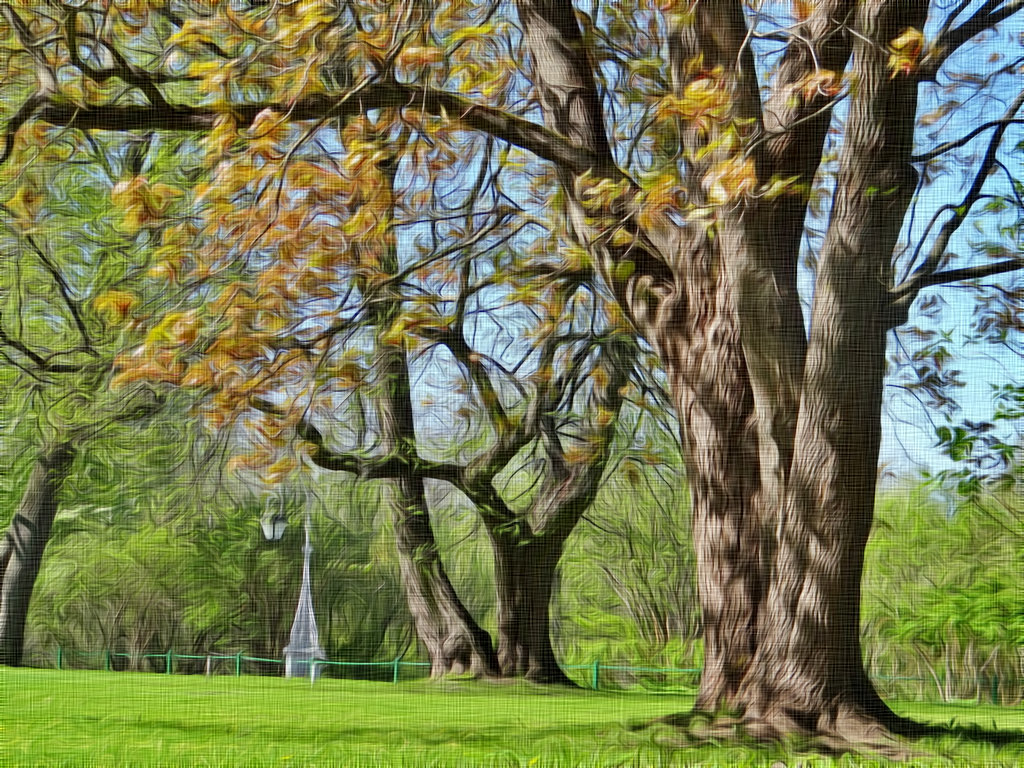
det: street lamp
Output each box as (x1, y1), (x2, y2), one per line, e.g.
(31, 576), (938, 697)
(284, 505), (325, 682)
(261, 510), (287, 542)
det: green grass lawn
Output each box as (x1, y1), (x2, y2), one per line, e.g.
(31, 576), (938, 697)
(3, 668), (1024, 767)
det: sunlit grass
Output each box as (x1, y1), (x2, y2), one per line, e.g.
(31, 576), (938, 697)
(4, 668), (1024, 767)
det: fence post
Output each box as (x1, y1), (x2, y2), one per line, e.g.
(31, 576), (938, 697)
(56, 646), (62, 670)
(592, 659), (600, 691)
(991, 674), (999, 705)
(104, 649), (111, 672)
(393, 658), (400, 684)
(235, 652), (242, 677)
(166, 650), (173, 675)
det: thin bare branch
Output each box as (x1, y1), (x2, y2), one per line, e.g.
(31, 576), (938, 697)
(892, 257), (1024, 301)
(65, 10), (171, 108)
(926, 0), (1024, 76)
(23, 233), (95, 351)
(912, 117), (1024, 163)
(898, 86), (1024, 301)
(0, 324), (84, 373)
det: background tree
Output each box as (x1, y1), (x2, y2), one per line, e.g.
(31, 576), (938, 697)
(0, 128), (189, 665)
(248, 224), (643, 683)
(25, 477), (413, 674)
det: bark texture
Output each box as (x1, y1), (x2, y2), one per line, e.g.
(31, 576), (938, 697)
(735, 0), (927, 734)
(371, 146), (501, 679)
(489, 529), (573, 685)
(0, 442), (75, 666)
(513, 0), (925, 734)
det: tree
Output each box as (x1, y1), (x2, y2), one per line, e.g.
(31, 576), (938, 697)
(0, 129), (182, 665)
(4, 0), (1024, 743)
(323, 128), (499, 678)
(251, 218), (642, 684)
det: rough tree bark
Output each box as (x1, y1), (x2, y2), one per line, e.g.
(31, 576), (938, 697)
(0, 442), (75, 666)
(488, 527), (573, 684)
(512, 0), (916, 733)
(735, 0), (926, 736)
(366, 147), (501, 679)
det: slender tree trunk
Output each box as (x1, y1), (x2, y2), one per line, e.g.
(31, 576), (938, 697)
(371, 142), (500, 678)
(0, 537), (12, 593)
(488, 526), (574, 685)
(0, 442), (75, 666)
(373, 324), (500, 679)
(385, 471), (501, 678)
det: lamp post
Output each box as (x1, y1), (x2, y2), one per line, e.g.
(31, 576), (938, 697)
(260, 511), (288, 542)
(284, 509), (325, 682)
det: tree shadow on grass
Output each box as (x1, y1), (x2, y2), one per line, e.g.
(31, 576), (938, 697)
(626, 707), (1024, 763)
(890, 716), (1024, 746)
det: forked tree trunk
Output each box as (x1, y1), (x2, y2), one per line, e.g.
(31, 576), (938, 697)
(368, 145), (500, 679)
(513, 0), (924, 736)
(0, 442), (75, 666)
(375, 328), (500, 679)
(489, 527), (574, 685)
(387, 474), (501, 677)
(513, 0), (768, 707)
(734, 0), (925, 736)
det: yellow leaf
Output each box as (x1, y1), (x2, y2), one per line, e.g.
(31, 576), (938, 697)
(265, 456), (297, 483)
(5, 179), (43, 223)
(796, 70), (841, 101)
(146, 311), (199, 347)
(888, 28), (925, 78)
(94, 290), (137, 323)
(397, 46), (445, 70)
(448, 25), (495, 43)
(610, 228), (633, 247)
(703, 156), (758, 204)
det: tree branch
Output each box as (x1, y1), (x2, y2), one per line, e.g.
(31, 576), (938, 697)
(0, 324), (84, 373)
(892, 257), (1024, 301)
(925, 0), (1024, 77)
(23, 233), (95, 352)
(912, 117), (1024, 164)
(65, 10), (171, 109)
(246, 395), (514, 520)
(899, 86), (1024, 295)
(532, 335), (634, 542)
(30, 81), (617, 179)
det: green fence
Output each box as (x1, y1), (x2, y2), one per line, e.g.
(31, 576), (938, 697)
(48, 648), (1013, 703)
(52, 647), (702, 691)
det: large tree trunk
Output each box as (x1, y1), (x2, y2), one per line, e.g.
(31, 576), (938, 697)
(0, 442), (75, 666)
(514, 0), (768, 709)
(488, 526), (574, 685)
(735, 0), (925, 737)
(513, 0), (927, 734)
(662, 313), (764, 711)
